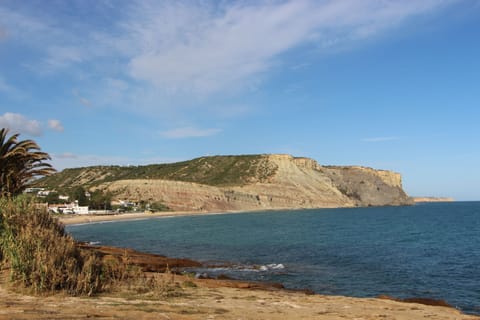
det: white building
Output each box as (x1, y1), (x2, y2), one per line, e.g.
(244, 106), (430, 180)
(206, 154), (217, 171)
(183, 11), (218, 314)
(48, 202), (89, 215)
(24, 187), (45, 194)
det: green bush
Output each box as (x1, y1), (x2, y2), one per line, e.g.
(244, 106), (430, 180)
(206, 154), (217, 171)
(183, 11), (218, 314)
(0, 196), (183, 298)
(0, 196), (102, 295)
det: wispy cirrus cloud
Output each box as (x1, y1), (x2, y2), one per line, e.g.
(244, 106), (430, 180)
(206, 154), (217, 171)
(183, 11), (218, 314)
(0, 0), (458, 118)
(160, 127), (222, 139)
(125, 0), (455, 95)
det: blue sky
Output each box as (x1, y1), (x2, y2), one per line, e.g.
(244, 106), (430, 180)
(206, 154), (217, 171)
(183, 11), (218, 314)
(1, 0), (479, 200)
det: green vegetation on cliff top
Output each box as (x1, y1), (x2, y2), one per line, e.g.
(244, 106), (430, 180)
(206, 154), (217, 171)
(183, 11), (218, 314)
(37, 155), (276, 189)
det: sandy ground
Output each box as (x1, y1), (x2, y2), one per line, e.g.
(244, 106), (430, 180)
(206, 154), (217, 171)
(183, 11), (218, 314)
(1, 273), (478, 320)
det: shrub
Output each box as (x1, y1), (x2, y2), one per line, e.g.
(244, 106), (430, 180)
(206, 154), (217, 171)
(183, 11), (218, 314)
(0, 196), (184, 298)
(0, 196), (102, 295)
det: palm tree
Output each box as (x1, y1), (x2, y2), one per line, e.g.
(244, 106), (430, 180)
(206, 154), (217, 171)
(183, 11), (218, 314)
(0, 128), (56, 197)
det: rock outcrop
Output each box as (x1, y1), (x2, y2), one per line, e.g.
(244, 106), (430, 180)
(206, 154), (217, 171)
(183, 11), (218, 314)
(413, 197), (454, 203)
(92, 154), (413, 212)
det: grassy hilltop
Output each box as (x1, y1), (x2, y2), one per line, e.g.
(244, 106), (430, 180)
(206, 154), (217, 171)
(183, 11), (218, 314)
(38, 155), (276, 189)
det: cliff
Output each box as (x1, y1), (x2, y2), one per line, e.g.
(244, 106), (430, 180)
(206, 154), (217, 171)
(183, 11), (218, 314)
(37, 154), (413, 211)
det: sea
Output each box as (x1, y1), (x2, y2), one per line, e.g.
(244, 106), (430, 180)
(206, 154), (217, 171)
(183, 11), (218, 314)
(67, 202), (480, 315)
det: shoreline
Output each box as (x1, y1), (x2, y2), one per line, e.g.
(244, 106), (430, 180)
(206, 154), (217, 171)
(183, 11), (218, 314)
(59, 206), (480, 318)
(58, 204), (407, 226)
(57, 209), (480, 318)
(78, 242), (471, 312)
(58, 202), (459, 226)
(59, 207), (299, 226)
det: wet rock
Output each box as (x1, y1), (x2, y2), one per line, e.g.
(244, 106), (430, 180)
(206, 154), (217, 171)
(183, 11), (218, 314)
(77, 242), (202, 273)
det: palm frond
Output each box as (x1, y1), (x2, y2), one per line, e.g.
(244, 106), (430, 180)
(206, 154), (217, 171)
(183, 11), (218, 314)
(0, 128), (56, 197)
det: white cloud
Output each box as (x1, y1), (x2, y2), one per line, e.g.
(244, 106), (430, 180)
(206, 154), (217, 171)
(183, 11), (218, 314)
(362, 136), (400, 142)
(48, 119), (64, 132)
(125, 0), (454, 95)
(160, 127), (222, 139)
(0, 112), (42, 136)
(0, 0), (458, 115)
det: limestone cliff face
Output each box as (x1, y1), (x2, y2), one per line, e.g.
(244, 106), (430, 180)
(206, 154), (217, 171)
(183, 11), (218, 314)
(97, 154), (412, 212)
(321, 166), (412, 207)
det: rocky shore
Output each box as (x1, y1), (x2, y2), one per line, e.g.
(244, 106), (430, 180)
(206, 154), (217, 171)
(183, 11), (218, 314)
(0, 243), (480, 320)
(1, 243), (478, 320)
(44, 180), (471, 319)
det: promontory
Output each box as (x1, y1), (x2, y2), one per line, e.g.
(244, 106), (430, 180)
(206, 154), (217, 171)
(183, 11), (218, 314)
(37, 154), (413, 212)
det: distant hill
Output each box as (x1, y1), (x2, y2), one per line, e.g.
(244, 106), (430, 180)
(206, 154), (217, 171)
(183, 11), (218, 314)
(413, 197), (454, 203)
(37, 154), (413, 211)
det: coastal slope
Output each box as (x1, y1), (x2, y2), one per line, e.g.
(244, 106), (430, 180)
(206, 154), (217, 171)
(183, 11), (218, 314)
(38, 154), (413, 212)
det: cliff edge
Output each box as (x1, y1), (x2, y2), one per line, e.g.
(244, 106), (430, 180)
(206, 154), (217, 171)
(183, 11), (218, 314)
(38, 154), (413, 212)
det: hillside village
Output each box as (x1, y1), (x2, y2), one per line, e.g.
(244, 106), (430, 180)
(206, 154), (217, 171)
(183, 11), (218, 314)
(24, 187), (147, 215)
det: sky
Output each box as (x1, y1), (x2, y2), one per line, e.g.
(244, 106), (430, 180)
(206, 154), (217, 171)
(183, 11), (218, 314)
(1, 0), (480, 200)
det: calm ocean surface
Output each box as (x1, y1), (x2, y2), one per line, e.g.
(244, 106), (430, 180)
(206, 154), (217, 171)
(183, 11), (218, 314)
(67, 202), (480, 314)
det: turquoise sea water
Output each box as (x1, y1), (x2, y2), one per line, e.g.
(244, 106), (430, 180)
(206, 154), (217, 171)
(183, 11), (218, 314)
(67, 202), (480, 314)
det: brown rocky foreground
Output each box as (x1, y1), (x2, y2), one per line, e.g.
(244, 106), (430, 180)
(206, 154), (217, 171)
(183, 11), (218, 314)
(1, 244), (478, 320)
(1, 273), (477, 320)
(77, 243), (203, 273)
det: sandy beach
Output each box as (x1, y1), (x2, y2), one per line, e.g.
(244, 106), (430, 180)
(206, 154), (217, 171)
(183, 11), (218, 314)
(60, 210), (200, 225)
(59, 209), (279, 226)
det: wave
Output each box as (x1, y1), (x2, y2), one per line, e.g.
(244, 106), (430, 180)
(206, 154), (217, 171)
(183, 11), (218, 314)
(196, 262), (285, 274)
(259, 263), (285, 271)
(193, 263), (286, 280)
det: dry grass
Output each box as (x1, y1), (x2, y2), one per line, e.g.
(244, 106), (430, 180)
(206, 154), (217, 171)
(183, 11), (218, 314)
(0, 196), (182, 298)
(0, 196), (102, 295)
